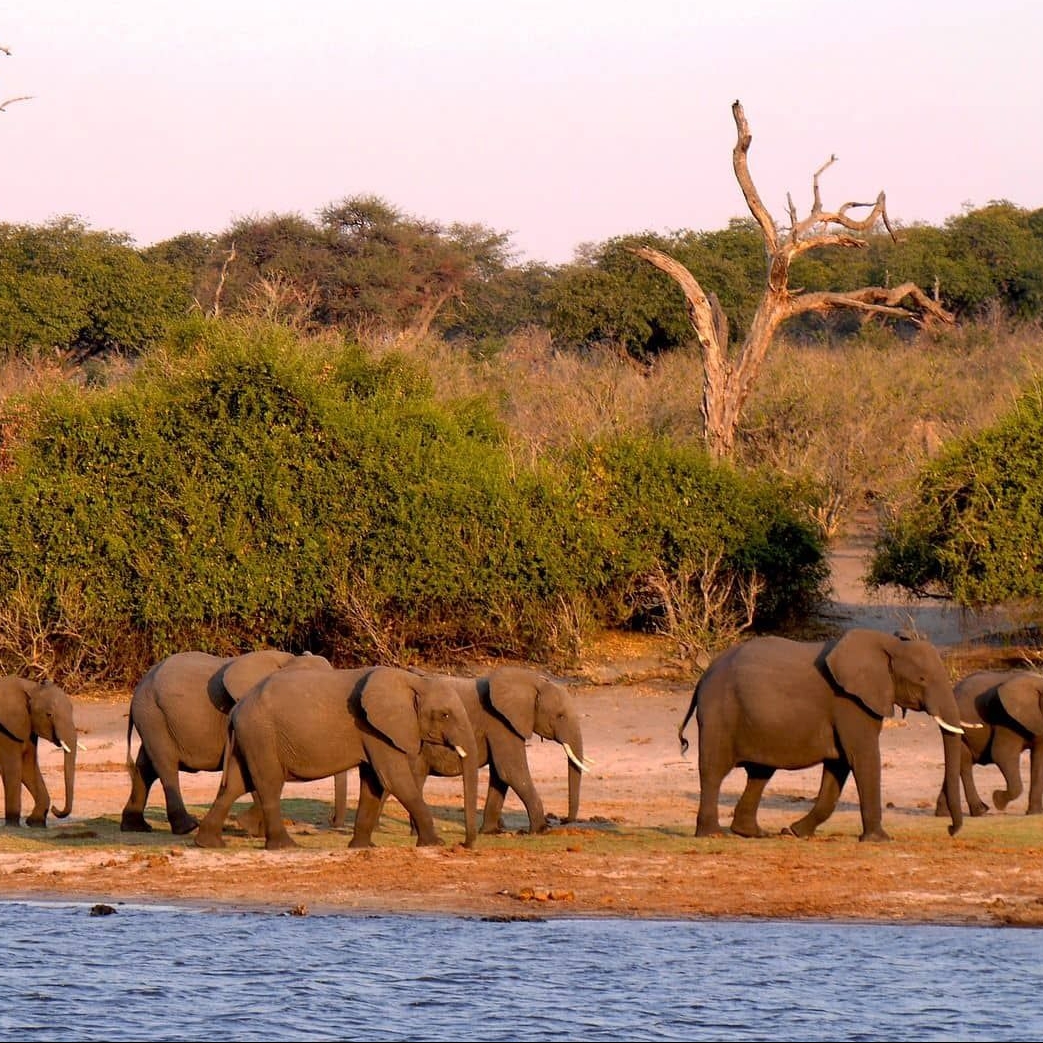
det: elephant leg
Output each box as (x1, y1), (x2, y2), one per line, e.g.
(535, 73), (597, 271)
(121, 746), (159, 832)
(21, 746), (50, 827)
(1, 747), (23, 826)
(328, 770), (348, 829)
(194, 752), (250, 849)
(486, 760), (547, 834)
(729, 765), (775, 838)
(350, 765), (383, 848)
(1026, 745), (1043, 815)
(480, 770), (510, 834)
(143, 732), (199, 835)
(991, 731), (1026, 811)
(375, 761), (443, 847)
(233, 799), (266, 838)
(848, 744), (891, 843)
(695, 769), (728, 838)
(784, 760), (849, 839)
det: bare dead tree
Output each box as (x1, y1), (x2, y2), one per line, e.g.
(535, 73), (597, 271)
(631, 100), (955, 459)
(0, 45), (32, 112)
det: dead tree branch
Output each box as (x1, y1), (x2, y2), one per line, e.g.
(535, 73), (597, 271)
(629, 99), (955, 459)
(0, 45), (31, 112)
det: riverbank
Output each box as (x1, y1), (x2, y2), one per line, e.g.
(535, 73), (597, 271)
(3, 524), (1042, 926)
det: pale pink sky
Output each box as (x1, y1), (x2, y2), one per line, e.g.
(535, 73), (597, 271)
(4, 1), (1041, 265)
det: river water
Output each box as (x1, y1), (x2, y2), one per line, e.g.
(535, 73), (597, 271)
(0, 901), (1037, 1042)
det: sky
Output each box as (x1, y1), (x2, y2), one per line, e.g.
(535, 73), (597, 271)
(2, 0), (1042, 266)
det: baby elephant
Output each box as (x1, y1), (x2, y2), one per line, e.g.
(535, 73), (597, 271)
(935, 669), (1043, 817)
(0, 676), (80, 827)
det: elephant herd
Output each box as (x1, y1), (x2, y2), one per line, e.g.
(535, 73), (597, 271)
(1, 627), (1041, 846)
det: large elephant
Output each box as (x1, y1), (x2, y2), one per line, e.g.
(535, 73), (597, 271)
(395, 666), (589, 834)
(934, 669), (1043, 817)
(121, 648), (337, 835)
(0, 676), (80, 827)
(194, 665), (480, 850)
(679, 628), (966, 841)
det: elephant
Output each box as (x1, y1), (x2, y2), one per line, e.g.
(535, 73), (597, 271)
(0, 676), (80, 827)
(388, 665), (589, 835)
(193, 664), (480, 851)
(934, 669), (1043, 817)
(121, 648), (338, 835)
(678, 628), (966, 842)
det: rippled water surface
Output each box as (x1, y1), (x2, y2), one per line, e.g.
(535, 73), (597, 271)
(0, 901), (1039, 1041)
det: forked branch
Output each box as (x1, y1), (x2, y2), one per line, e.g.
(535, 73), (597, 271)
(629, 99), (955, 459)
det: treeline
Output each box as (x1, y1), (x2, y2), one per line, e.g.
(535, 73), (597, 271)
(1, 197), (1042, 363)
(1, 196), (1042, 687)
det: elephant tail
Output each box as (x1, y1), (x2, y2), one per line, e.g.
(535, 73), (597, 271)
(678, 681), (700, 757)
(125, 712), (136, 776)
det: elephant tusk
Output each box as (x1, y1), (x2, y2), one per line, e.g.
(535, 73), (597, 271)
(78, 741), (87, 750)
(60, 740), (72, 753)
(563, 742), (589, 773)
(453, 745), (468, 758)
(960, 721), (985, 729)
(933, 715), (964, 735)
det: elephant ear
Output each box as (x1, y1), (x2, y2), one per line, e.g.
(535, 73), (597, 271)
(359, 670), (422, 757)
(0, 676), (36, 743)
(996, 676), (1043, 736)
(220, 649), (296, 702)
(486, 668), (537, 738)
(824, 630), (895, 719)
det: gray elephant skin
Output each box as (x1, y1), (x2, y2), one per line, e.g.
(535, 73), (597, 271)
(121, 648), (335, 835)
(193, 664), (480, 851)
(935, 669), (1043, 817)
(679, 628), (966, 841)
(0, 676), (79, 827)
(399, 666), (589, 834)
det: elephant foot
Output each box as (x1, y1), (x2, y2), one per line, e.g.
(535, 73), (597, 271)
(780, 824), (815, 839)
(1026, 806), (1043, 816)
(234, 806), (265, 837)
(694, 823), (727, 838)
(992, 790), (1013, 811)
(969, 802), (990, 817)
(263, 834), (299, 851)
(348, 836), (376, 849)
(193, 829), (225, 849)
(479, 823), (505, 835)
(169, 813), (200, 836)
(5, 815), (21, 827)
(416, 836), (446, 848)
(730, 818), (769, 838)
(120, 810), (154, 833)
(858, 829), (893, 843)
(25, 817), (47, 828)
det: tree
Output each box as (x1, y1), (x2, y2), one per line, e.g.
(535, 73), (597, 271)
(631, 101), (954, 459)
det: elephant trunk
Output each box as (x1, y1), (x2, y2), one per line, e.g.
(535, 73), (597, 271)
(52, 734), (77, 819)
(940, 728), (963, 837)
(458, 734), (479, 849)
(923, 681), (965, 837)
(561, 732), (586, 823)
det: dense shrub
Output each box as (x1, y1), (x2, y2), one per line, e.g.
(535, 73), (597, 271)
(563, 436), (828, 633)
(869, 380), (1043, 605)
(0, 319), (827, 683)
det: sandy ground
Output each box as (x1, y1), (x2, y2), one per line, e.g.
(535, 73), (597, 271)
(2, 531), (1043, 925)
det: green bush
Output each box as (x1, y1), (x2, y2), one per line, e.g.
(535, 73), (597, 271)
(869, 380), (1043, 605)
(562, 436), (828, 632)
(0, 319), (828, 684)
